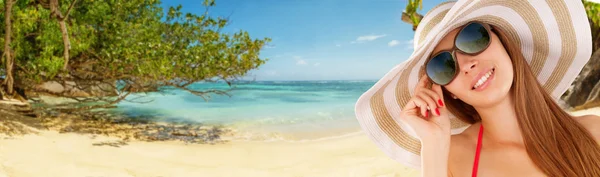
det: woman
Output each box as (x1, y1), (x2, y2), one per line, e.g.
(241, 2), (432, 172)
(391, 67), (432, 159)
(354, 0), (600, 176)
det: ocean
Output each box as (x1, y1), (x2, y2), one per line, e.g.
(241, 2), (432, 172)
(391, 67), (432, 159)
(110, 80), (377, 142)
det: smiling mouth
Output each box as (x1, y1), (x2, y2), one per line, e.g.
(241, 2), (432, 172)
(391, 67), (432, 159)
(472, 68), (495, 90)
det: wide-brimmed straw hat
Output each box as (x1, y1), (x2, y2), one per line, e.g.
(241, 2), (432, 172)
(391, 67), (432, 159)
(354, 0), (592, 169)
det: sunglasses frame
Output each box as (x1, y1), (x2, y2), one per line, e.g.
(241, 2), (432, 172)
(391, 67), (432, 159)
(424, 21), (493, 86)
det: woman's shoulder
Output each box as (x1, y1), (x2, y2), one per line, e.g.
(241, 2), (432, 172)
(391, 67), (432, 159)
(449, 130), (477, 163)
(449, 122), (481, 152)
(450, 124), (480, 148)
(574, 114), (600, 143)
(449, 133), (476, 157)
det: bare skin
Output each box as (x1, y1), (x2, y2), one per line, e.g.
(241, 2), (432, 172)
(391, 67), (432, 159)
(400, 24), (600, 177)
(448, 115), (600, 177)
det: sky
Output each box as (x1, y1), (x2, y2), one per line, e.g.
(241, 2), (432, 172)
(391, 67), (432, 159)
(160, 0), (447, 81)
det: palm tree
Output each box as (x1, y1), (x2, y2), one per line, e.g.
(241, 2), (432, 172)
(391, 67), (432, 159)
(401, 0), (423, 31)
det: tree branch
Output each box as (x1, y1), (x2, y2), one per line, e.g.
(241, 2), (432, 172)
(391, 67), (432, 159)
(4, 0), (16, 96)
(63, 0), (78, 21)
(165, 82), (232, 101)
(41, 85), (133, 112)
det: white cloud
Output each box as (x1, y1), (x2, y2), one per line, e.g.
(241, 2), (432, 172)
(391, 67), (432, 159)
(357, 34), (387, 41)
(405, 39), (415, 50)
(388, 40), (400, 47)
(351, 34), (387, 44)
(336, 44), (342, 47)
(314, 62), (320, 66)
(296, 59), (307, 65)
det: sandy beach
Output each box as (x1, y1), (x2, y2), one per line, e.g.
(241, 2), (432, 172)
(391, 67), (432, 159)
(0, 131), (418, 177)
(1, 107), (599, 177)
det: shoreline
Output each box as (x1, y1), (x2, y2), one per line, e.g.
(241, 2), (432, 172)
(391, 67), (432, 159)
(37, 110), (365, 144)
(34, 93), (365, 143)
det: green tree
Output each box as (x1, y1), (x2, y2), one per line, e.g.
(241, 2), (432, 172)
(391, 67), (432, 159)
(584, 1), (600, 51)
(45, 0), (78, 71)
(401, 0), (423, 31)
(0, 0), (270, 111)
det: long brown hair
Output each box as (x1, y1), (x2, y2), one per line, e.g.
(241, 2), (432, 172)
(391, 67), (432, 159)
(441, 26), (600, 176)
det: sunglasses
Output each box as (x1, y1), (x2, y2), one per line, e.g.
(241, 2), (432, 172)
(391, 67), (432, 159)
(425, 22), (492, 86)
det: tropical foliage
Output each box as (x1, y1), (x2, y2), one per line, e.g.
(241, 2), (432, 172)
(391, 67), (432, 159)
(0, 0), (270, 111)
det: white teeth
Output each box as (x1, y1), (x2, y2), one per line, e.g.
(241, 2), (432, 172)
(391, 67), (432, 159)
(473, 70), (494, 89)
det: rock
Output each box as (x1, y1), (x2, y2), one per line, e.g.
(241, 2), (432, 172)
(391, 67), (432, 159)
(561, 49), (600, 108)
(171, 129), (191, 136)
(587, 81), (600, 103)
(33, 80), (117, 98)
(59, 126), (74, 133)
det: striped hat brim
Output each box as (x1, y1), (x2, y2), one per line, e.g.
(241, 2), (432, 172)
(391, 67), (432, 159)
(355, 0), (592, 169)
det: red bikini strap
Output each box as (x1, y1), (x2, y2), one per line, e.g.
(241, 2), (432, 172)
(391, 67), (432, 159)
(472, 124), (484, 177)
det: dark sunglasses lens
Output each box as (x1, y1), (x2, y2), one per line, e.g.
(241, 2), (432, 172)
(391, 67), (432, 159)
(456, 23), (490, 54)
(426, 52), (456, 85)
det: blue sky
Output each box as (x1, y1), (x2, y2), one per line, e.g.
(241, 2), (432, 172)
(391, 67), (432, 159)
(161, 0), (446, 81)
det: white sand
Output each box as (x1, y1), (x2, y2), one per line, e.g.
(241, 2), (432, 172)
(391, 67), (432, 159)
(0, 107), (598, 177)
(0, 131), (418, 177)
(568, 106), (600, 117)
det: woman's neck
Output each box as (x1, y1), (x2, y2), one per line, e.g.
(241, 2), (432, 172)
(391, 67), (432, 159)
(475, 93), (524, 147)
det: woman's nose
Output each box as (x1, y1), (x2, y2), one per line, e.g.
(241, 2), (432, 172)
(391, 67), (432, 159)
(456, 53), (478, 75)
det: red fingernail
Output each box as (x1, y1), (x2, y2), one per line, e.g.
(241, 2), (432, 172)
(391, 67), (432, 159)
(435, 108), (440, 116)
(438, 99), (444, 107)
(425, 111), (428, 118)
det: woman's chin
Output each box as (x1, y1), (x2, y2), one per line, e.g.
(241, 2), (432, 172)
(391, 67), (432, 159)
(465, 82), (512, 108)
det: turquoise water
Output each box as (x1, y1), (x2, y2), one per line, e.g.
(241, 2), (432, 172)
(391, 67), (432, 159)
(111, 80), (376, 141)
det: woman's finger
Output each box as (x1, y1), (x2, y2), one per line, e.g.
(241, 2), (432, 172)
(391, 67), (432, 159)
(400, 108), (428, 129)
(431, 84), (448, 115)
(403, 95), (419, 111)
(410, 97), (429, 118)
(420, 88), (443, 107)
(405, 97), (427, 117)
(417, 92), (438, 116)
(414, 75), (430, 93)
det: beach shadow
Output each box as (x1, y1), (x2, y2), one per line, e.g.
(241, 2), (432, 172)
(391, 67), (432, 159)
(40, 110), (231, 145)
(0, 109), (44, 137)
(92, 140), (128, 147)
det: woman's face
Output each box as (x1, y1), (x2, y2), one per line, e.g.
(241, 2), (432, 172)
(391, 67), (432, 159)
(432, 26), (514, 108)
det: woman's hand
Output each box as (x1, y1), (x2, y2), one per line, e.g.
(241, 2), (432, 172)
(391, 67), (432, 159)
(400, 76), (451, 142)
